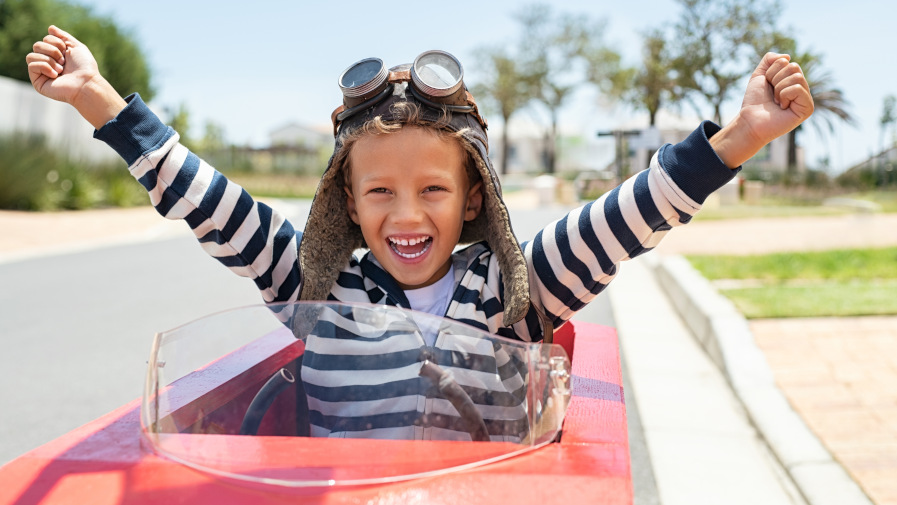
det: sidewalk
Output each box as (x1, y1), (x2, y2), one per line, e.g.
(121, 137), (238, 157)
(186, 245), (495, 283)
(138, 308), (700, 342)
(1, 205), (896, 504)
(603, 256), (806, 504)
(751, 317), (897, 505)
(650, 212), (897, 505)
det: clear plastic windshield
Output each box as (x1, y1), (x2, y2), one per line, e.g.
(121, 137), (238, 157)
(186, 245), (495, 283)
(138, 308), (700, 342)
(141, 302), (571, 488)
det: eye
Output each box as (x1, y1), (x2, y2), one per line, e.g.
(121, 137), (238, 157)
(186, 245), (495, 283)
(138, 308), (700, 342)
(423, 185), (448, 193)
(367, 187), (390, 194)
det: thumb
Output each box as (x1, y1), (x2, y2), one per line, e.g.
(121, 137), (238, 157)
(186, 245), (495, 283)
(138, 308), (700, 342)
(48, 25), (82, 47)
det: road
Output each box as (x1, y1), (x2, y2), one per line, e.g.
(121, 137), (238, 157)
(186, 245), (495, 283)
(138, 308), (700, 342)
(0, 234), (262, 463)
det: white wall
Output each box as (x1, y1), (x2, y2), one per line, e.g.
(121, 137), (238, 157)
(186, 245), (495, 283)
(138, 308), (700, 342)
(0, 75), (118, 163)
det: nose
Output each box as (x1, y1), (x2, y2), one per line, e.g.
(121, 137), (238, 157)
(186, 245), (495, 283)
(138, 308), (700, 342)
(390, 193), (425, 225)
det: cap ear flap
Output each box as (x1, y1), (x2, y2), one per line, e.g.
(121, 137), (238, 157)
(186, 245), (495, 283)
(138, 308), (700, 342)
(455, 143), (530, 325)
(299, 161), (365, 303)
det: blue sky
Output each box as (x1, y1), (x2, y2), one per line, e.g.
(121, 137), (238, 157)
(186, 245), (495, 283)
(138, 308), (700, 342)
(71, 0), (894, 174)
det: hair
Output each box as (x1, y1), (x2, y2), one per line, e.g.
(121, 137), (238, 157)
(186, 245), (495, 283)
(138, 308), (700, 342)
(336, 101), (480, 189)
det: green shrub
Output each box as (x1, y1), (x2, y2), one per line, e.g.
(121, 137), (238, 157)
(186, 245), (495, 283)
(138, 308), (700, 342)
(105, 172), (147, 207)
(0, 133), (138, 210)
(0, 134), (59, 210)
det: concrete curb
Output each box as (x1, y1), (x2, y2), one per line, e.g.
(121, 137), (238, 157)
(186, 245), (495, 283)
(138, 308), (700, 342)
(651, 254), (873, 505)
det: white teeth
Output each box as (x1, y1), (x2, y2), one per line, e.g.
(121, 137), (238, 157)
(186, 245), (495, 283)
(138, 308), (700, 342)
(389, 236), (429, 246)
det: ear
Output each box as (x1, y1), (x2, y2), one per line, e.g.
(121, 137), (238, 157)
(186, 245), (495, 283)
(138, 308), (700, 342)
(464, 180), (483, 222)
(344, 185), (360, 225)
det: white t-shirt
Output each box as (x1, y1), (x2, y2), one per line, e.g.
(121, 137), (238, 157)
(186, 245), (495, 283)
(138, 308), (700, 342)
(404, 266), (455, 346)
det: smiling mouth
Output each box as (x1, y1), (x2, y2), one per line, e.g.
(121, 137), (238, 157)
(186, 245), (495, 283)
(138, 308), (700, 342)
(388, 236), (433, 259)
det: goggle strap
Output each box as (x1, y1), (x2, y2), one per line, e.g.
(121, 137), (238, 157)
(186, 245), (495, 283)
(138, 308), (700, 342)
(331, 106), (346, 137)
(332, 85), (396, 134)
(408, 86), (488, 129)
(408, 85), (474, 114)
(463, 91), (488, 129)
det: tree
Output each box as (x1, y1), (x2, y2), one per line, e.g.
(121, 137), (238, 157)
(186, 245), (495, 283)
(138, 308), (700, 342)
(0, 0), (54, 82)
(516, 4), (619, 173)
(670, 0), (781, 124)
(471, 47), (539, 175)
(0, 0), (154, 100)
(197, 121), (227, 155)
(881, 95), (896, 151)
(606, 29), (679, 127)
(791, 51), (854, 178)
(166, 103), (193, 149)
(750, 32), (855, 179)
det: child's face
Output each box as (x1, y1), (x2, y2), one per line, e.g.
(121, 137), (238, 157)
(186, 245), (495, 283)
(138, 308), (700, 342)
(345, 127), (483, 290)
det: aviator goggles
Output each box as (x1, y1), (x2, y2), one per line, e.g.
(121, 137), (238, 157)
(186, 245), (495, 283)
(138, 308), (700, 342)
(331, 50), (486, 135)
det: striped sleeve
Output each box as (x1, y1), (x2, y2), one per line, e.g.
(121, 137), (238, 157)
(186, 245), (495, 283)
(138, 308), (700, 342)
(527, 121), (738, 327)
(93, 94), (302, 303)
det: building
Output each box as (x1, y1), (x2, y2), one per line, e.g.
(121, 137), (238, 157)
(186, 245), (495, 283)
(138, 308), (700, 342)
(269, 122), (331, 150)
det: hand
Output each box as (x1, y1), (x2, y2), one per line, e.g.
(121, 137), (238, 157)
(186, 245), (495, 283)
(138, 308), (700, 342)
(739, 52), (814, 145)
(26, 25), (100, 105)
(710, 53), (814, 168)
(25, 25), (127, 129)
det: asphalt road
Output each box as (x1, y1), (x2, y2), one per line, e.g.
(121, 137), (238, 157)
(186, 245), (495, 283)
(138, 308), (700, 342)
(0, 234), (262, 463)
(0, 202), (622, 467)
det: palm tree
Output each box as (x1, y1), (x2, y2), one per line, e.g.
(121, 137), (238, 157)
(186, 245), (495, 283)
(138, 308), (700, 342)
(516, 4), (620, 173)
(880, 95), (896, 154)
(607, 29), (679, 127)
(471, 48), (539, 175)
(786, 51), (855, 180)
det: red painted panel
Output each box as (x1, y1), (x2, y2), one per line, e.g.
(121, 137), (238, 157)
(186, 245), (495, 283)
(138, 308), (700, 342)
(561, 322), (628, 447)
(553, 321), (576, 359)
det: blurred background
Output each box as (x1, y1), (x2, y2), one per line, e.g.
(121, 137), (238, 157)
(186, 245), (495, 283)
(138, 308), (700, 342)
(1, 1), (895, 503)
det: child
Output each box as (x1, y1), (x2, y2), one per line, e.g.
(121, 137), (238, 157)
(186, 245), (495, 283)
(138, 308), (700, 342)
(27, 26), (813, 440)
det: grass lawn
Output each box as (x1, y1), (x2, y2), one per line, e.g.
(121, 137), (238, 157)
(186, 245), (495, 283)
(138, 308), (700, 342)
(687, 247), (897, 281)
(686, 247), (897, 318)
(721, 280), (897, 318)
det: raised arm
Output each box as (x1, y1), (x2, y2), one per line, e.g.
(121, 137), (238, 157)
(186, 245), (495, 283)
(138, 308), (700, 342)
(520, 52), (813, 331)
(26, 26), (303, 305)
(522, 121), (732, 329)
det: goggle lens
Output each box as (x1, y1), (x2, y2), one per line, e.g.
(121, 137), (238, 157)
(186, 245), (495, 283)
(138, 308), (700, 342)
(411, 51), (464, 98)
(339, 57), (388, 99)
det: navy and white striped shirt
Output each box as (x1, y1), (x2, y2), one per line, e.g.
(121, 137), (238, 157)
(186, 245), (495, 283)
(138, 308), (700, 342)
(96, 94), (737, 440)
